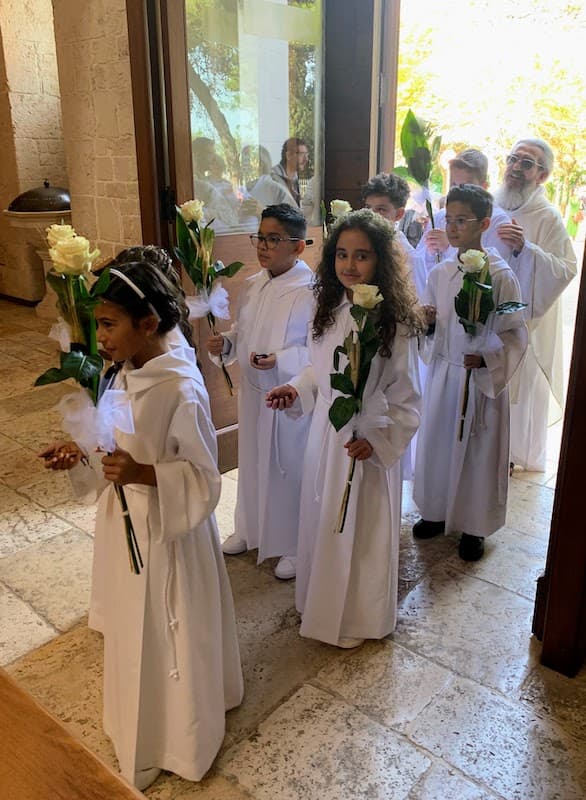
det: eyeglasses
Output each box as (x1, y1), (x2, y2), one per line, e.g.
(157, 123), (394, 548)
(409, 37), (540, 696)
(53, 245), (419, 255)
(445, 217), (480, 228)
(249, 234), (301, 249)
(506, 154), (544, 171)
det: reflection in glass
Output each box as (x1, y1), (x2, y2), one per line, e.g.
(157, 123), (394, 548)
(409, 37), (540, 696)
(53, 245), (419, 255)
(185, 0), (323, 233)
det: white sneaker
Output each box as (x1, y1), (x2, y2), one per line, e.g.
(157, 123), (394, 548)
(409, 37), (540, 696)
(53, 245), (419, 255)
(274, 555), (297, 580)
(336, 637), (365, 649)
(222, 533), (247, 555)
(134, 767), (161, 791)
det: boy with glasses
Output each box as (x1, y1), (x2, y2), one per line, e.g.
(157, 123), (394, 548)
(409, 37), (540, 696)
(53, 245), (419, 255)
(418, 148), (512, 272)
(207, 204), (313, 579)
(412, 185), (527, 561)
(495, 138), (577, 472)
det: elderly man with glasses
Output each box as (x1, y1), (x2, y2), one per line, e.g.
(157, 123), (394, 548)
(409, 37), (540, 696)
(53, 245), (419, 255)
(495, 138), (577, 472)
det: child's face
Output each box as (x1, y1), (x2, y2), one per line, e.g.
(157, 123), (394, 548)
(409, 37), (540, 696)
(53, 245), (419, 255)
(254, 217), (304, 276)
(334, 228), (377, 295)
(449, 166), (478, 188)
(95, 300), (160, 368)
(445, 201), (489, 252)
(364, 194), (404, 223)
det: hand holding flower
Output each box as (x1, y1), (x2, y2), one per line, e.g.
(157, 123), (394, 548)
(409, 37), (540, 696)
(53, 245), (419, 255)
(424, 228), (449, 255)
(207, 334), (225, 356)
(344, 437), (373, 461)
(463, 354), (484, 369)
(38, 440), (83, 470)
(266, 384), (298, 410)
(101, 448), (156, 487)
(422, 304), (436, 326)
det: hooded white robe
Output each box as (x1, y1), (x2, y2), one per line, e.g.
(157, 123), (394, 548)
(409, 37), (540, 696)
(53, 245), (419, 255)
(288, 302), (421, 645)
(413, 250), (528, 536)
(505, 186), (577, 471)
(416, 203), (513, 276)
(73, 348), (243, 785)
(213, 261), (314, 560)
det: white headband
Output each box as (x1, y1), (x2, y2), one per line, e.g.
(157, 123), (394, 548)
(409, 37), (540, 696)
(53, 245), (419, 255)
(109, 268), (145, 298)
(109, 267), (161, 321)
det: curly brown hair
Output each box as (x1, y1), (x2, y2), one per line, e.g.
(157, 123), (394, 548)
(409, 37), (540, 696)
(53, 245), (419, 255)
(313, 209), (424, 356)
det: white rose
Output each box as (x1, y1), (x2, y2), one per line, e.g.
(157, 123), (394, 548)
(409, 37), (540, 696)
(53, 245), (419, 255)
(352, 283), (383, 309)
(46, 223), (77, 249)
(330, 199), (352, 218)
(460, 249), (487, 274)
(49, 236), (101, 276)
(180, 199), (204, 223)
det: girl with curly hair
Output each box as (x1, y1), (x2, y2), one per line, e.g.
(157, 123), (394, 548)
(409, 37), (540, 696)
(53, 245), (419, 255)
(266, 208), (422, 648)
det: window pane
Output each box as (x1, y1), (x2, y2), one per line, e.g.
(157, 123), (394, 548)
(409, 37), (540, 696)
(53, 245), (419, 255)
(185, 0), (323, 234)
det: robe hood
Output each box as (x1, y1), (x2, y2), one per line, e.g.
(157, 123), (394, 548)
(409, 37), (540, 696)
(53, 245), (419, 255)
(124, 347), (201, 395)
(251, 259), (313, 298)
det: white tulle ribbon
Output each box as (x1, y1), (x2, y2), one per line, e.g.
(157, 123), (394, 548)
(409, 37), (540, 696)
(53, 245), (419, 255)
(48, 318), (72, 352)
(185, 281), (230, 320)
(56, 389), (134, 455)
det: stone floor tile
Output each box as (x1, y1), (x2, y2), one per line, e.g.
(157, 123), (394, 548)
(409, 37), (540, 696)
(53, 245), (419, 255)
(443, 526), (547, 601)
(315, 638), (452, 733)
(0, 445), (47, 486)
(145, 774), (251, 799)
(0, 502), (73, 557)
(0, 483), (32, 512)
(219, 684), (431, 800)
(0, 584), (57, 665)
(0, 431), (22, 454)
(5, 408), (67, 453)
(0, 364), (40, 399)
(0, 529), (93, 631)
(50, 499), (97, 534)
(0, 330), (57, 355)
(520, 663), (586, 742)
(395, 563), (539, 695)
(222, 469), (238, 482)
(215, 474), (238, 541)
(506, 480), (554, 539)
(16, 466), (74, 508)
(406, 761), (501, 800)
(0, 382), (74, 423)
(409, 675), (586, 800)
(6, 621), (116, 766)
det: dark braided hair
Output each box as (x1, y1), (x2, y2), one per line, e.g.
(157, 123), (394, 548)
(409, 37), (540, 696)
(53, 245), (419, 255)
(313, 209), (424, 357)
(111, 245), (195, 349)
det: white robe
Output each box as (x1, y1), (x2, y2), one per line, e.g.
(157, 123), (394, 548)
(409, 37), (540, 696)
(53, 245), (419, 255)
(413, 250), (528, 537)
(506, 186), (577, 471)
(215, 261), (314, 560)
(416, 203), (513, 276)
(288, 303), (421, 645)
(76, 348), (243, 785)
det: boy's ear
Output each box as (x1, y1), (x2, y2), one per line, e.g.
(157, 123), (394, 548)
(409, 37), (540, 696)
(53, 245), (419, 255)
(480, 217), (491, 233)
(294, 238), (306, 256)
(394, 208), (406, 222)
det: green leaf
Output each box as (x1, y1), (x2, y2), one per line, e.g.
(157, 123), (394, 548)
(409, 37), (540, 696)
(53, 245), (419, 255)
(60, 350), (104, 385)
(350, 304), (367, 326)
(34, 367), (69, 387)
(392, 166), (411, 179)
(495, 301), (528, 314)
(332, 344), (346, 371)
(330, 372), (355, 395)
(214, 260), (244, 279)
(90, 266), (111, 297)
(328, 395), (359, 432)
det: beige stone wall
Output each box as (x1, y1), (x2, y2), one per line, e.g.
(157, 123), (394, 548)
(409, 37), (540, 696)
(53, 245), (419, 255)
(52, 0), (142, 262)
(0, 0), (68, 302)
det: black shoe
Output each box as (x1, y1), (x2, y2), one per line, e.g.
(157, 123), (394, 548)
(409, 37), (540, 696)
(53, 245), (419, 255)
(458, 533), (485, 561)
(413, 519), (445, 539)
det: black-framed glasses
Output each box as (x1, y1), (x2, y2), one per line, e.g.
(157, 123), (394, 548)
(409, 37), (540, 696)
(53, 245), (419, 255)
(445, 217), (480, 228)
(249, 234), (301, 250)
(506, 154), (544, 171)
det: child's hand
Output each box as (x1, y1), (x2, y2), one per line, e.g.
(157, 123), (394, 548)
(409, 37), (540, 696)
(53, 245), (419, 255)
(424, 228), (449, 255)
(250, 352), (276, 370)
(463, 354), (484, 370)
(101, 448), (156, 486)
(38, 441), (83, 470)
(265, 384), (298, 410)
(208, 334), (225, 356)
(422, 304), (436, 326)
(344, 437), (373, 461)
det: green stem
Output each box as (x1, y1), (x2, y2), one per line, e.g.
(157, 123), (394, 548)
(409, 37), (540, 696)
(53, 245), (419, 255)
(458, 369), (472, 441)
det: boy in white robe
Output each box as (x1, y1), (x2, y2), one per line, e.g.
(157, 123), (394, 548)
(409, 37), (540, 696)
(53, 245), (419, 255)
(413, 185), (527, 561)
(417, 149), (512, 275)
(363, 172), (427, 300)
(208, 203), (313, 580)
